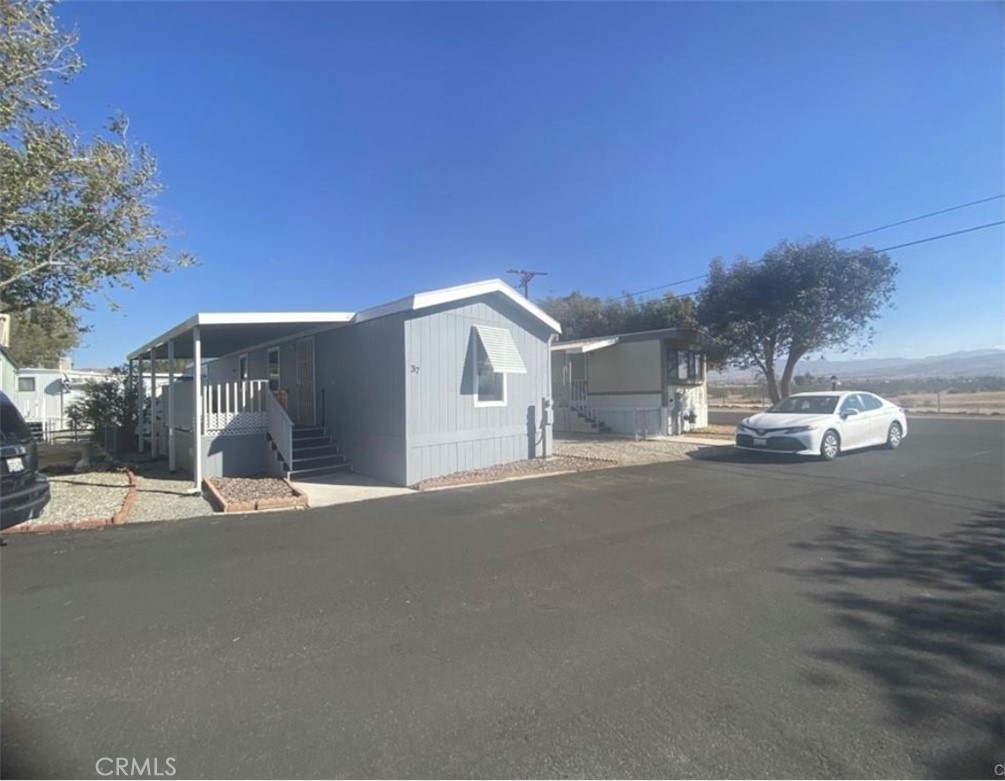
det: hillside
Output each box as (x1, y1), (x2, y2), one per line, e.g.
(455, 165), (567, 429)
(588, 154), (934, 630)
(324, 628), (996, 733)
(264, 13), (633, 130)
(710, 348), (1005, 383)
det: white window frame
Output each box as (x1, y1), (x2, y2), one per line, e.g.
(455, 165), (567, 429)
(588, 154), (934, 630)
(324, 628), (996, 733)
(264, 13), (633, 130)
(17, 376), (36, 393)
(238, 354), (249, 381)
(267, 348), (280, 393)
(472, 339), (507, 408)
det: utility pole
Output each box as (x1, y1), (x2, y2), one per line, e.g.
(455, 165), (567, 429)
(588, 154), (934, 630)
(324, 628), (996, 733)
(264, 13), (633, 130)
(506, 269), (548, 299)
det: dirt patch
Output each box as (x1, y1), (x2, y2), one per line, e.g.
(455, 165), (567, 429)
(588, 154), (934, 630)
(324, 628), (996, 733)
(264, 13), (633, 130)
(205, 476), (309, 513)
(688, 424), (736, 440)
(416, 455), (613, 490)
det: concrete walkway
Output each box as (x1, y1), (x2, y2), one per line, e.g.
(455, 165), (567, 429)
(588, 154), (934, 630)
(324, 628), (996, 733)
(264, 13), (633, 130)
(292, 472), (414, 508)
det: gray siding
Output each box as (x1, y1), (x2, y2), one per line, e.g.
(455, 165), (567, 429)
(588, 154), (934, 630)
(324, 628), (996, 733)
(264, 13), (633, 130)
(171, 431), (268, 478)
(404, 296), (553, 486)
(315, 314), (407, 485)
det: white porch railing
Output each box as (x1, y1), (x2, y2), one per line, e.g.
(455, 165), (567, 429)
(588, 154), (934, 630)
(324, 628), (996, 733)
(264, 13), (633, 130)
(265, 389), (294, 470)
(571, 379), (589, 410)
(201, 380), (269, 435)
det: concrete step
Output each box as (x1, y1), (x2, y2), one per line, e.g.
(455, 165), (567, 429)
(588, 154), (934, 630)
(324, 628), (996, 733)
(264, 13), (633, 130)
(292, 443), (340, 458)
(291, 435), (331, 449)
(293, 426), (327, 439)
(291, 453), (347, 471)
(288, 463), (352, 480)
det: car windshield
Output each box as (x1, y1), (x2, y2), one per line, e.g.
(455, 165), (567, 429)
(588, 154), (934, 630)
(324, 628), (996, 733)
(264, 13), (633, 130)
(1, 397), (34, 446)
(767, 395), (839, 415)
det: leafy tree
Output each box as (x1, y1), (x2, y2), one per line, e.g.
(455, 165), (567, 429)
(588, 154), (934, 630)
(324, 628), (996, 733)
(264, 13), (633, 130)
(697, 238), (897, 402)
(538, 291), (699, 340)
(0, 0), (193, 315)
(64, 364), (138, 452)
(7, 302), (82, 366)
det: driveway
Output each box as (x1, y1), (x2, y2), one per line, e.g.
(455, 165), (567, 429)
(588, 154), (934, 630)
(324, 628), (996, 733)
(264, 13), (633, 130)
(2, 418), (1002, 779)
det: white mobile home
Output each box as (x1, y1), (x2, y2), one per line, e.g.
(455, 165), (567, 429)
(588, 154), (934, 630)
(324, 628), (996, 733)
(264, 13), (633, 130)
(11, 367), (114, 439)
(551, 328), (709, 437)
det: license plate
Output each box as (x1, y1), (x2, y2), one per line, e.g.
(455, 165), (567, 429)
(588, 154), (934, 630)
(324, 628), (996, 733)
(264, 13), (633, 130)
(753, 437), (767, 446)
(5, 456), (24, 472)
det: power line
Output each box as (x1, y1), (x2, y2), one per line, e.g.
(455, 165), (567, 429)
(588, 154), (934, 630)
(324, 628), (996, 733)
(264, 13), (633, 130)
(613, 196), (1005, 301)
(663, 221), (1005, 302)
(870, 221), (1004, 253)
(833, 194), (1004, 241)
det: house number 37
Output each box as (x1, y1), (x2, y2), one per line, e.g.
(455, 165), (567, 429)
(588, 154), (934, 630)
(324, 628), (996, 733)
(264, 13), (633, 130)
(410, 365), (420, 374)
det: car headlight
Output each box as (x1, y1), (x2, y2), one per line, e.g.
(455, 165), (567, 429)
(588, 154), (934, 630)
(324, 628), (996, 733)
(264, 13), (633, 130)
(784, 425), (817, 433)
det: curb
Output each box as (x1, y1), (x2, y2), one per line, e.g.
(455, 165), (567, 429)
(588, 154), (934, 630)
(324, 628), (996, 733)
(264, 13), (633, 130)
(6, 470), (137, 535)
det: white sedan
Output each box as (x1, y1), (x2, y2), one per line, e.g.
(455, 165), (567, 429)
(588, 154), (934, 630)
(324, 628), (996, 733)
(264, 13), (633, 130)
(735, 391), (907, 460)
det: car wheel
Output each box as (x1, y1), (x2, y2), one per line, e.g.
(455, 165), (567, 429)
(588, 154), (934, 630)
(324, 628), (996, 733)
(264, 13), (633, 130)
(885, 422), (903, 450)
(820, 430), (840, 461)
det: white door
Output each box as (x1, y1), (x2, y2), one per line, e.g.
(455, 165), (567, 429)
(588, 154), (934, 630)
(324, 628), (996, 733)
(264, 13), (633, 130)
(838, 393), (871, 450)
(295, 337), (316, 426)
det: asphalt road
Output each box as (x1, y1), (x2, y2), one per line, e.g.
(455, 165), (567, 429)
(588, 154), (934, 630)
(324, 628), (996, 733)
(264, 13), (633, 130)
(2, 418), (1003, 779)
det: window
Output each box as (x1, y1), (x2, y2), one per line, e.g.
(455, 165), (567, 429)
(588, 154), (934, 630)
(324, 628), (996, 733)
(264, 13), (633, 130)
(17, 377), (35, 392)
(860, 394), (883, 411)
(267, 348), (280, 392)
(238, 355), (249, 381)
(470, 326), (526, 407)
(840, 394), (865, 414)
(475, 338), (506, 405)
(667, 349), (704, 382)
(769, 395), (839, 414)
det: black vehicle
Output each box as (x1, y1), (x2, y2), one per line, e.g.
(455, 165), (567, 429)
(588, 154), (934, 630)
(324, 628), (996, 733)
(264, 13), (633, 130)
(1, 390), (50, 529)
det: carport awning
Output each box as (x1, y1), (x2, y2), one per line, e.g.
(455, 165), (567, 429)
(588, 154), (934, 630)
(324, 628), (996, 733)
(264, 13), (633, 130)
(127, 312), (355, 361)
(473, 325), (527, 374)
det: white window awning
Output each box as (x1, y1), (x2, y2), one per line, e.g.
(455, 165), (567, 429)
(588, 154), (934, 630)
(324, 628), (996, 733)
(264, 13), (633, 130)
(473, 325), (527, 374)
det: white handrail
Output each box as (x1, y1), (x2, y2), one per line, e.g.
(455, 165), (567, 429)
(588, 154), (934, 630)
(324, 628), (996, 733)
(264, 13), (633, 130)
(266, 390), (294, 470)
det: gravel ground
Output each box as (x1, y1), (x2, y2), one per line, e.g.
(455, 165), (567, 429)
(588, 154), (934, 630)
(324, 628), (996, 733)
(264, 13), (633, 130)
(34, 469), (130, 525)
(208, 476), (299, 503)
(417, 455), (612, 490)
(554, 435), (702, 465)
(128, 463), (214, 523)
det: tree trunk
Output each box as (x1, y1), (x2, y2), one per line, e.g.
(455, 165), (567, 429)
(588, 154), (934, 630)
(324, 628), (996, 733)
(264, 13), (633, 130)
(764, 354), (781, 403)
(779, 350), (804, 400)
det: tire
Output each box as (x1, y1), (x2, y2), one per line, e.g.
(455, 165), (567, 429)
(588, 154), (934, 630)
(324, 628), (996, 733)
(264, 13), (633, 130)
(885, 422), (903, 450)
(820, 430), (841, 461)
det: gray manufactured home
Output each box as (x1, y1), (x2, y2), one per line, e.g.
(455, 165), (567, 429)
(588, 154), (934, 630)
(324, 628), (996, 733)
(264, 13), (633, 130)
(127, 280), (560, 488)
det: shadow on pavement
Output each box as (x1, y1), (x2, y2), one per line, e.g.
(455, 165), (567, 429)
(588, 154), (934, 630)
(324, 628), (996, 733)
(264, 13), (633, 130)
(685, 445), (804, 464)
(782, 502), (1005, 779)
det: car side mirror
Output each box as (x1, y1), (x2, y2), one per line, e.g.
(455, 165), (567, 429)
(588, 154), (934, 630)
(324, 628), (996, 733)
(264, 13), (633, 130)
(841, 408), (858, 419)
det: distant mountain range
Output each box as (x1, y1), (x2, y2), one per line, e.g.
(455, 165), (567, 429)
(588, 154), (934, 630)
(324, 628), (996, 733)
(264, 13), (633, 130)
(710, 348), (1005, 383)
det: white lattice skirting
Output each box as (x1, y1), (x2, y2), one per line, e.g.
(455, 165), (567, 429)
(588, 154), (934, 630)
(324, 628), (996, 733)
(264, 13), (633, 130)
(203, 412), (268, 436)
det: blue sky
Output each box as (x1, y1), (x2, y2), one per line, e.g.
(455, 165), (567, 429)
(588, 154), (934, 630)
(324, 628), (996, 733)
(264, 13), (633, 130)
(52, 1), (1004, 368)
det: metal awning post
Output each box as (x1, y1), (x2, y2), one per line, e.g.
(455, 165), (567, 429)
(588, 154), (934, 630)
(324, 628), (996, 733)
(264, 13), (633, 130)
(168, 340), (176, 472)
(149, 348), (156, 457)
(192, 326), (202, 492)
(136, 357), (144, 453)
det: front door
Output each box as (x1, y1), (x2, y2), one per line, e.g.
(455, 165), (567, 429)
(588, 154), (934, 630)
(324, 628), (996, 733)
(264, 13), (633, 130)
(295, 337), (316, 426)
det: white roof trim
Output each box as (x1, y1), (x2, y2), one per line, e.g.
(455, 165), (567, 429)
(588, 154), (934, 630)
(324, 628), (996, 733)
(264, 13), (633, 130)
(354, 279), (562, 334)
(127, 311), (354, 360)
(551, 336), (620, 354)
(473, 325), (528, 374)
